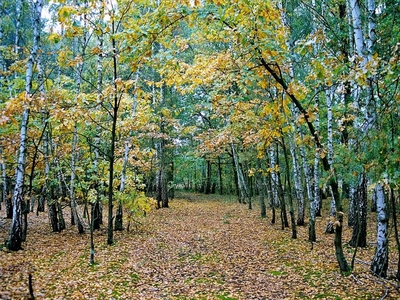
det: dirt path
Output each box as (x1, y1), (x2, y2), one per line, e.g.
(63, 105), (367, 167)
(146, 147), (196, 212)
(1, 193), (399, 299)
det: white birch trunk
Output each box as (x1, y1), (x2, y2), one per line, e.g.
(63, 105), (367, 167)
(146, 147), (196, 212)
(269, 146), (279, 207)
(0, 147), (5, 209)
(289, 140), (305, 225)
(350, 0), (376, 129)
(9, 0), (43, 251)
(313, 98), (321, 217)
(230, 142), (250, 203)
(325, 88), (336, 233)
(370, 184), (388, 277)
(350, 0), (367, 64)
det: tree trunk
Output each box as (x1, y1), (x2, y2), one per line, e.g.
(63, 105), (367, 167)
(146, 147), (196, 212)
(264, 170), (275, 224)
(289, 140), (305, 226)
(268, 146), (279, 208)
(115, 138), (130, 231)
(256, 159), (267, 219)
(348, 185), (357, 226)
(70, 123), (84, 234)
(8, 0), (43, 251)
(390, 188), (400, 281)
(325, 89), (336, 234)
(205, 160), (211, 194)
(114, 204), (123, 231)
(1, 148), (7, 212)
(349, 174), (367, 247)
(281, 137), (297, 238)
(231, 142), (250, 205)
(275, 144), (288, 229)
(107, 18), (121, 244)
(371, 186), (377, 212)
(370, 184), (389, 277)
(218, 156), (223, 195)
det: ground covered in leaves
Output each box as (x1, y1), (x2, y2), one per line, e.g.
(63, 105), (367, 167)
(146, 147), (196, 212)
(1, 192), (400, 299)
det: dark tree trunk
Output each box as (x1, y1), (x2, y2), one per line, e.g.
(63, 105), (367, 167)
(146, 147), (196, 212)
(349, 174), (367, 248)
(281, 136), (297, 239)
(92, 198), (101, 230)
(256, 160), (267, 219)
(205, 160), (211, 194)
(231, 155), (240, 203)
(211, 182), (216, 194)
(265, 173), (275, 224)
(6, 193), (12, 219)
(37, 186), (45, 213)
(390, 188), (400, 281)
(114, 203), (123, 231)
(371, 186), (377, 212)
(161, 167), (169, 208)
(57, 201), (66, 231)
(218, 156), (223, 195)
(48, 202), (59, 232)
(277, 171), (288, 229)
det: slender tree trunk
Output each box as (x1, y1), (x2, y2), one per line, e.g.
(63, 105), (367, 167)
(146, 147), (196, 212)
(8, 0), (43, 251)
(349, 174), (367, 247)
(115, 138), (130, 231)
(218, 156), (223, 195)
(281, 137), (296, 238)
(107, 18), (121, 244)
(92, 13), (104, 231)
(256, 159), (267, 218)
(205, 160), (211, 194)
(269, 146), (279, 209)
(1, 148), (7, 212)
(70, 124), (84, 234)
(325, 89), (336, 234)
(371, 187), (377, 212)
(348, 185), (357, 226)
(390, 188), (400, 281)
(370, 184), (388, 277)
(289, 140), (305, 226)
(231, 142), (250, 205)
(276, 165), (288, 229)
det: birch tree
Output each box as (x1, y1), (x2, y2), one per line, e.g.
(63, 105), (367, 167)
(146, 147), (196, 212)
(370, 183), (388, 277)
(8, 0), (43, 251)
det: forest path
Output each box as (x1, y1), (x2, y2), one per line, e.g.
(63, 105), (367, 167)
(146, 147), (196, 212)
(1, 192), (399, 299)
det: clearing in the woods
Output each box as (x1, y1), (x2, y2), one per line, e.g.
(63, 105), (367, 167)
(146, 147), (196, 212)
(1, 192), (399, 299)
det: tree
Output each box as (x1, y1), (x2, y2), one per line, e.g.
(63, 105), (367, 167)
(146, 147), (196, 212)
(370, 184), (388, 277)
(8, 0), (43, 251)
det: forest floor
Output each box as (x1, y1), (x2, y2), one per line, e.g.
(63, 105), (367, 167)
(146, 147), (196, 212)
(1, 192), (400, 299)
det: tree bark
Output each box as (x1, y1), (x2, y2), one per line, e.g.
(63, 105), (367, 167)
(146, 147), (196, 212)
(370, 184), (389, 277)
(349, 174), (367, 247)
(256, 159), (267, 219)
(8, 0), (43, 251)
(231, 142), (250, 205)
(281, 137), (297, 238)
(289, 140), (305, 226)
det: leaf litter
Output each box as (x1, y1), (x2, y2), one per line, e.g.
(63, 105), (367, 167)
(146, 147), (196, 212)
(1, 192), (400, 299)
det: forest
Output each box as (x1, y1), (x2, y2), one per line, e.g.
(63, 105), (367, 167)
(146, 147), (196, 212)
(0, 0), (399, 298)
